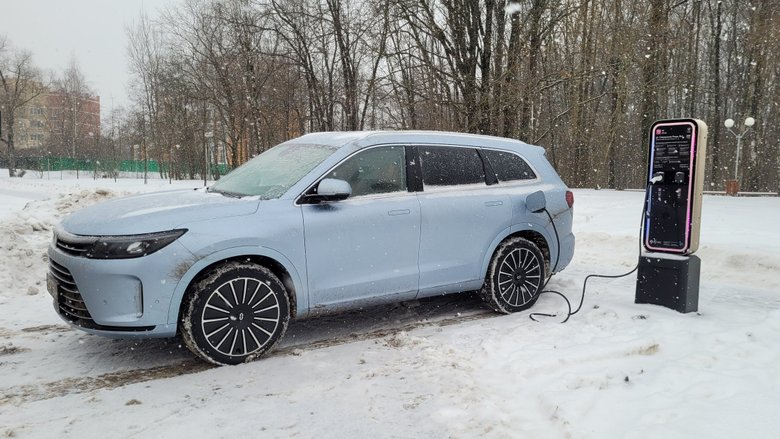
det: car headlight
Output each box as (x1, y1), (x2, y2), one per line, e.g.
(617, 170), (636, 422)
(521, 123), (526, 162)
(85, 229), (187, 259)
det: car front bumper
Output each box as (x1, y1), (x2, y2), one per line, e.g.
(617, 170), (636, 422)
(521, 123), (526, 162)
(47, 231), (196, 338)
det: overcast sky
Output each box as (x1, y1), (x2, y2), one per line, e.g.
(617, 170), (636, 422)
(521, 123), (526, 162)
(0, 0), (178, 113)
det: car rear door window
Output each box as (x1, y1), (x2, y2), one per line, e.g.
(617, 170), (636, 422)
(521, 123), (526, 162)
(325, 146), (407, 197)
(418, 146), (486, 188)
(482, 149), (537, 182)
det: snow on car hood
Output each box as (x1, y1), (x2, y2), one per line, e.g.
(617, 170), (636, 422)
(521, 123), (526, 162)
(60, 188), (260, 235)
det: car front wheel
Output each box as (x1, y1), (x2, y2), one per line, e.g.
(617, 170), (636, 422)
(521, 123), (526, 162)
(181, 261), (290, 365)
(480, 237), (545, 314)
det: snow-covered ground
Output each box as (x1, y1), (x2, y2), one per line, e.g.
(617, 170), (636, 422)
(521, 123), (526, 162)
(1, 171), (779, 438)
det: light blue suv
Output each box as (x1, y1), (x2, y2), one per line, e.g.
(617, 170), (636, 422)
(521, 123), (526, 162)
(48, 131), (575, 365)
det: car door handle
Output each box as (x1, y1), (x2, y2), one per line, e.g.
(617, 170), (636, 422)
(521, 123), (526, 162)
(484, 200), (503, 207)
(388, 209), (411, 216)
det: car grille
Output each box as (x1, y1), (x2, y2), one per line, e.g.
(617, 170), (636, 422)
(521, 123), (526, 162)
(49, 260), (95, 325)
(55, 234), (93, 257)
(48, 259), (156, 332)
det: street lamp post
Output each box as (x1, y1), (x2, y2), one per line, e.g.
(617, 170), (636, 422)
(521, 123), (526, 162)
(133, 144), (140, 179)
(113, 134), (117, 183)
(169, 144), (180, 184)
(169, 144), (173, 185)
(723, 117), (755, 195)
(204, 131), (213, 187)
(175, 144), (180, 180)
(88, 132), (99, 180)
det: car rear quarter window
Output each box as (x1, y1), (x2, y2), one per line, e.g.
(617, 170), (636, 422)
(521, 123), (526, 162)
(482, 149), (537, 182)
(419, 146), (486, 189)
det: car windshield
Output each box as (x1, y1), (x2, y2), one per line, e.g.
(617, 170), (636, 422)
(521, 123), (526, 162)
(209, 143), (338, 198)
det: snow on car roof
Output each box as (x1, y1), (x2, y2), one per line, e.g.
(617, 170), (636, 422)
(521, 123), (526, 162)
(292, 130), (544, 155)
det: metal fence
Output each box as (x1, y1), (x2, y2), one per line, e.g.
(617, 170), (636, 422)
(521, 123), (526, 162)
(5, 156), (230, 177)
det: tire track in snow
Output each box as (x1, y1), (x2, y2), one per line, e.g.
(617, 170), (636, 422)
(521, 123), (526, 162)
(0, 305), (496, 406)
(20, 324), (72, 334)
(0, 361), (213, 407)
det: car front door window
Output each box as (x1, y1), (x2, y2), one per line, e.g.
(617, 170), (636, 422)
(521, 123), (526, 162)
(325, 146), (407, 197)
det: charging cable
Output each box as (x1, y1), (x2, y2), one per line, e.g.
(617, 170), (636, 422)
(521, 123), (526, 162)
(529, 186), (651, 323)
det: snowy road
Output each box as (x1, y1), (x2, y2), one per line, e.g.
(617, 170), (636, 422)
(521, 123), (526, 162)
(1, 173), (779, 438)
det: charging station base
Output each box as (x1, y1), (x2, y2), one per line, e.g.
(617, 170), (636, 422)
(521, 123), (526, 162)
(635, 253), (700, 313)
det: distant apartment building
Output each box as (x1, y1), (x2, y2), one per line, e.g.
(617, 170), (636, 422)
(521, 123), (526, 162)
(11, 88), (100, 153)
(10, 92), (48, 149)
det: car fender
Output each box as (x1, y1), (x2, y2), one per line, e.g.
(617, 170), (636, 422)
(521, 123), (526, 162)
(480, 221), (557, 280)
(166, 245), (307, 325)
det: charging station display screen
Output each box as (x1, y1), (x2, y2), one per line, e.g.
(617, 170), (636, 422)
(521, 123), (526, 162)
(652, 125), (693, 174)
(645, 121), (698, 253)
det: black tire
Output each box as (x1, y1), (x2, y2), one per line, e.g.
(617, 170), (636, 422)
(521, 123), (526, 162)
(480, 237), (546, 314)
(181, 261), (290, 365)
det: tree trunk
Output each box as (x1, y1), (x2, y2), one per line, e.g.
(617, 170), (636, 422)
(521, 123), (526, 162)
(709, 0), (723, 187)
(639, 0), (668, 187)
(4, 111), (17, 177)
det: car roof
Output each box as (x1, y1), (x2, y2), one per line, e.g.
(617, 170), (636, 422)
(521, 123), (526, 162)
(291, 130), (545, 155)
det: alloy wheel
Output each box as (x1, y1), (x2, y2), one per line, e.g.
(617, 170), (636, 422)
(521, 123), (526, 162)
(200, 277), (281, 358)
(497, 248), (542, 307)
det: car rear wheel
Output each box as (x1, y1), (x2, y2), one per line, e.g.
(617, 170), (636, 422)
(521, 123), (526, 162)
(480, 237), (545, 314)
(181, 261), (290, 365)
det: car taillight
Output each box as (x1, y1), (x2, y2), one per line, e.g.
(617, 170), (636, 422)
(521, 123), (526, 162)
(565, 190), (574, 208)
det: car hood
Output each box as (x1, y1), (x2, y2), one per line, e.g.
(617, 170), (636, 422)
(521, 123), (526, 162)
(61, 188), (260, 235)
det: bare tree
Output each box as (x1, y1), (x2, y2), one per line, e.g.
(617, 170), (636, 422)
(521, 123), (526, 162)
(115, 0), (780, 190)
(127, 11), (165, 177)
(49, 56), (95, 178)
(0, 36), (46, 177)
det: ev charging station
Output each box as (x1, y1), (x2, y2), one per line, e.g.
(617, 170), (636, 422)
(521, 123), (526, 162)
(635, 119), (708, 313)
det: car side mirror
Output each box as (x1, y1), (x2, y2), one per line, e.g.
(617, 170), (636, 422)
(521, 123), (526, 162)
(526, 190), (547, 213)
(301, 178), (352, 204)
